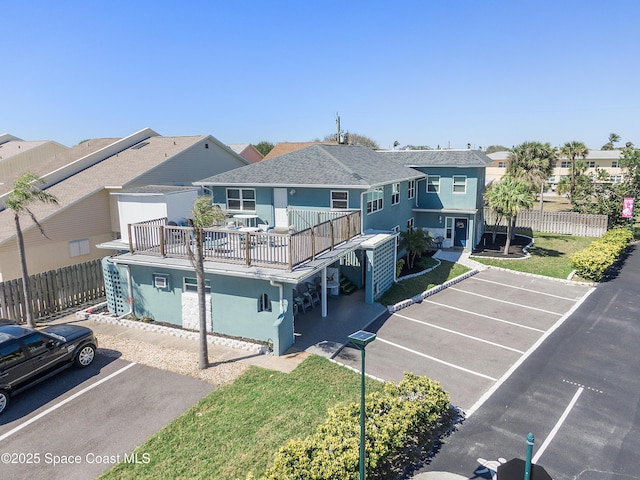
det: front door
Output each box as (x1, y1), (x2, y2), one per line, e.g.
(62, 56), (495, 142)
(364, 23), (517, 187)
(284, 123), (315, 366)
(454, 218), (468, 248)
(274, 188), (288, 228)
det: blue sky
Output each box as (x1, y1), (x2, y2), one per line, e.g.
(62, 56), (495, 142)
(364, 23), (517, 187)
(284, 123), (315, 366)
(3, 0), (639, 150)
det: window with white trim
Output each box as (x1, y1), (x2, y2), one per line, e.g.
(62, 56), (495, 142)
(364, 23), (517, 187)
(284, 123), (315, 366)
(226, 188), (256, 211)
(498, 162), (506, 168)
(427, 175), (440, 193)
(612, 161), (619, 168)
(452, 176), (467, 194)
(391, 183), (400, 205)
(366, 187), (383, 214)
(561, 161), (570, 168)
(258, 293), (272, 312)
(392, 225), (400, 247)
(69, 238), (90, 257)
(407, 217), (414, 230)
(445, 217), (453, 239)
(331, 190), (348, 209)
(184, 277), (211, 293)
(587, 161), (596, 168)
(611, 175), (622, 183)
(407, 180), (415, 199)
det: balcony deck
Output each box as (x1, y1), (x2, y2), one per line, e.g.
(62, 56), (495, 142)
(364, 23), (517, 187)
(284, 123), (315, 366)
(127, 211), (361, 271)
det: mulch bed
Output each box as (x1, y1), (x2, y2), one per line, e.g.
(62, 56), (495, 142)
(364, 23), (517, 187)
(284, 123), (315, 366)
(397, 232), (531, 276)
(398, 250), (436, 277)
(472, 232), (531, 259)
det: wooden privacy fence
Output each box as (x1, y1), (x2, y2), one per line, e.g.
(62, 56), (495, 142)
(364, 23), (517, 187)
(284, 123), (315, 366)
(0, 259), (105, 323)
(484, 208), (608, 237)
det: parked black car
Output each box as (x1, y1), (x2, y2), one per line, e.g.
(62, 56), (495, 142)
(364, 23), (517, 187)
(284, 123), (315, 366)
(0, 324), (97, 414)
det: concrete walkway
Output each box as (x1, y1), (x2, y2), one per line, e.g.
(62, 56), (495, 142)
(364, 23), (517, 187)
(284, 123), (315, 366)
(433, 248), (488, 271)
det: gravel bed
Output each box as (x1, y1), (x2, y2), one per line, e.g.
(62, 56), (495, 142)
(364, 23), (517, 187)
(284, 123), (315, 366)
(97, 334), (248, 386)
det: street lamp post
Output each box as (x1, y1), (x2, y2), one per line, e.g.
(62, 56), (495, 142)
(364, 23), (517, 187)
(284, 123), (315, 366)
(348, 330), (377, 480)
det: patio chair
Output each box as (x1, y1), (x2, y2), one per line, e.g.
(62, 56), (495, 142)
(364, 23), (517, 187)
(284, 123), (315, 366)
(296, 286), (315, 311)
(293, 288), (312, 314)
(301, 282), (320, 306)
(311, 277), (323, 298)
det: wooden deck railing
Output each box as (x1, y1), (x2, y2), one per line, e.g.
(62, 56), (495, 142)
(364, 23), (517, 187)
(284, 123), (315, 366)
(128, 211), (362, 270)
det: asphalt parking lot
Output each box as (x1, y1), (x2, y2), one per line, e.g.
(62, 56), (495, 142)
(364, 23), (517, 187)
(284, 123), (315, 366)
(0, 353), (214, 480)
(336, 268), (594, 413)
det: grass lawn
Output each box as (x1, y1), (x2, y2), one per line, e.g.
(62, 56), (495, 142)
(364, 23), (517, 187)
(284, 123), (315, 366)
(378, 260), (470, 306)
(99, 355), (385, 480)
(539, 194), (572, 212)
(473, 232), (597, 279)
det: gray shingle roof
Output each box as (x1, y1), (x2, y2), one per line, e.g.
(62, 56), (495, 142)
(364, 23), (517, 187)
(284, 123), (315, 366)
(381, 149), (493, 167)
(195, 144), (425, 188)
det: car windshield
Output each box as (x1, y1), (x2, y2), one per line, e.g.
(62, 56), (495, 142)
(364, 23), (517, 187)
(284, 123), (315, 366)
(0, 325), (30, 341)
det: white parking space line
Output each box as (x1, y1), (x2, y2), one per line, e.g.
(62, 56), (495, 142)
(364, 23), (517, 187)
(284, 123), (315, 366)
(470, 277), (580, 301)
(393, 313), (525, 354)
(465, 287), (595, 418)
(448, 287), (564, 316)
(376, 337), (497, 381)
(532, 387), (584, 463)
(0, 362), (136, 442)
(425, 300), (546, 333)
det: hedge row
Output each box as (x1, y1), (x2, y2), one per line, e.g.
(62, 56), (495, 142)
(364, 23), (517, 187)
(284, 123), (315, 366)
(253, 373), (450, 480)
(570, 227), (634, 281)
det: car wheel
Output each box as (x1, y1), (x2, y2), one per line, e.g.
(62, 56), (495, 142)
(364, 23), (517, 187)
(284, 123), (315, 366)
(0, 390), (9, 415)
(74, 344), (96, 367)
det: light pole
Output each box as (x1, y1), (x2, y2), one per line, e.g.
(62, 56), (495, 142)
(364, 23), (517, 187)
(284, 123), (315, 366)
(348, 330), (377, 480)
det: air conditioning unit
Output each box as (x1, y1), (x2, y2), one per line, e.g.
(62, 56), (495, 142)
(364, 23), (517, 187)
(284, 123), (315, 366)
(154, 274), (169, 289)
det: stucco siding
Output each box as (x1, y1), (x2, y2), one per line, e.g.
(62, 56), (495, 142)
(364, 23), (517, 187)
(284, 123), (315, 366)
(415, 167), (481, 211)
(125, 266), (295, 356)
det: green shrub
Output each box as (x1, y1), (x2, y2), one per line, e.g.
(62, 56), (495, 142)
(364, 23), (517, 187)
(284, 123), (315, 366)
(395, 258), (405, 278)
(570, 227), (633, 281)
(262, 373), (450, 480)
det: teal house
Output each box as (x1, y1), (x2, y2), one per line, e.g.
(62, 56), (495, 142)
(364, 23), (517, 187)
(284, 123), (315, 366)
(380, 149), (491, 250)
(102, 145), (491, 355)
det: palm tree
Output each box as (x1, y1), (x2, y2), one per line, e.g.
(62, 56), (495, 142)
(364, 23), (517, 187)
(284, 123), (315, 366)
(602, 132), (621, 150)
(560, 141), (589, 201)
(398, 228), (433, 269)
(186, 196), (225, 369)
(6, 172), (59, 327)
(483, 182), (506, 243)
(484, 175), (534, 255)
(507, 141), (556, 211)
